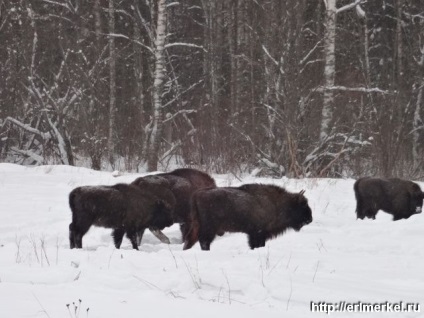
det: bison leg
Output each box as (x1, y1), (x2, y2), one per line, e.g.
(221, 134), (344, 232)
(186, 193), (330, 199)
(258, 236), (266, 248)
(198, 231), (215, 251)
(248, 232), (266, 249)
(356, 206), (376, 220)
(356, 209), (366, 220)
(182, 221), (200, 250)
(355, 200), (366, 220)
(69, 223), (76, 249)
(393, 215), (405, 221)
(180, 223), (189, 241)
(365, 209), (377, 220)
(70, 221), (91, 249)
(126, 229), (140, 250)
(112, 228), (125, 248)
(199, 241), (211, 251)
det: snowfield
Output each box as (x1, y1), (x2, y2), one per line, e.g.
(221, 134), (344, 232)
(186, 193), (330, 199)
(0, 163), (423, 317)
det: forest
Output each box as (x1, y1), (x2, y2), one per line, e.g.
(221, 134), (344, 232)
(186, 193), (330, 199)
(0, 0), (423, 178)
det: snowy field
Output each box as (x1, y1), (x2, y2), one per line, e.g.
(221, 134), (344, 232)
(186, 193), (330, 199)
(0, 163), (423, 318)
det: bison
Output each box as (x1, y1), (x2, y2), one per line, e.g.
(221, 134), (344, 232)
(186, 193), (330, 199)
(69, 183), (174, 250)
(354, 177), (424, 221)
(183, 184), (313, 250)
(131, 168), (216, 243)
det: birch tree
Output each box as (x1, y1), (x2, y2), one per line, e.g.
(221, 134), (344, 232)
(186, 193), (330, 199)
(147, 0), (167, 172)
(108, 0), (117, 166)
(1, 0), (424, 178)
(320, 0), (364, 140)
(320, 0), (337, 141)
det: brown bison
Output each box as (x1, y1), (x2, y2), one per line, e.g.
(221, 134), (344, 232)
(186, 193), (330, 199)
(354, 177), (424, 221)
(69, 183), (174, 249)
(183, 184), (313, 250)
(131, 168), (216, 243)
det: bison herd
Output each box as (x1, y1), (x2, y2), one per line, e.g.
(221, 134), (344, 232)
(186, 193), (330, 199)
(68, 169), (423, 250)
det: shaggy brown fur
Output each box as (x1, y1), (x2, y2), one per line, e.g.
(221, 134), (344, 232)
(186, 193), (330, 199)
(69, 183), (174, 249)
(183, 184), (313, 250)
(131, 168), (216, 241)
(354, 177), (424, 221)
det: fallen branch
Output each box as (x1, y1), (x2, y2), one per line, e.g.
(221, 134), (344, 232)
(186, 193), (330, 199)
(315, 85), (393, 94)
(10, 147), (44, 164)
(2, 117), (50, 139)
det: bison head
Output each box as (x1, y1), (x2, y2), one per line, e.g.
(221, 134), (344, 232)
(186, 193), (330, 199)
(290, 190), (313, 231)
(151, 199), (174, 229)
(410, 191), (424, 215)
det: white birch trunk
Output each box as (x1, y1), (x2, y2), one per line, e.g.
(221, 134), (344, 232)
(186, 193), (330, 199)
(133, 0), (145, 142)
(94, 0), (101, 43)
(413, 87), (423, 167)
(359, 6), (370, 85)
(320, 0), (337, 141)
(396, 0), (403, 81)
(108, 0), (117, 166)
(147, 0), (167, 171)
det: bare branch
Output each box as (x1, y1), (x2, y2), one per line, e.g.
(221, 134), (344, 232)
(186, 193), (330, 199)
(262, 45), (278, 66)
(2, 117), (50, 139)
(299, 40), (323, 65)
(164, 42), (207, 52)
(163, 110), (197, 123)
(10, 147), (44, 164)
(107, 33), (154, 54)
(315, 85), (393, 94)
(162, 79), (204, 108)
(45, 115), (70, 164)
(42, 0), (71, 11)
(135, 5), (154, 43)
(336, 0), (363, 14)
(159, 141), (182, 162)
(167, 2), (180, 8)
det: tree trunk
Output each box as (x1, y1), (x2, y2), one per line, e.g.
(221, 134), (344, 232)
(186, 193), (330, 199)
(395, 0), (403, 86)
(147, 0), (167, 172)
(108, 0), (117, 167)
(413, 86), (423, 168)
(94, 0), (102, 43)
(133, 0), (145, 158)
(320, 0), (337, 141)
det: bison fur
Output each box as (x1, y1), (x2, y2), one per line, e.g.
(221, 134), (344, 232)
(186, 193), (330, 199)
(183, 184), (313, 250)
(69, 183), (174, 250)
(131, 168), (216, 242)
(354, 177), (424, 221)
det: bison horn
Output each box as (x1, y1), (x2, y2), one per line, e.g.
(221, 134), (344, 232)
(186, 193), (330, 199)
(299, 189), (306, 195)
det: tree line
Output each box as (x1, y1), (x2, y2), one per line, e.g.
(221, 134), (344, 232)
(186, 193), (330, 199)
(0, 0), (423, 178)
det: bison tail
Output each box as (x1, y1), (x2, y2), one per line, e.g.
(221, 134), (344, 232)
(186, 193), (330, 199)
(353, 179), (362, 204)
(68, 187), (83, 224)
(353, 179), (360, 195)
(353, 179), (366, 218)
(69, 188), (79, 214)
(183, 195), (201, 250)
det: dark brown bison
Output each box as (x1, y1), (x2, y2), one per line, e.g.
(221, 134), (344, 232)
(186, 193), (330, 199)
(69, 183), (174, 250)
(354, 177), (424, 221)
(131, 168), (216, 243)
(183, 184), (313, 250)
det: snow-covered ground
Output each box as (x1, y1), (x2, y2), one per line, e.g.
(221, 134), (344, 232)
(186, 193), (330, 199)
(0, 163), (422, 317)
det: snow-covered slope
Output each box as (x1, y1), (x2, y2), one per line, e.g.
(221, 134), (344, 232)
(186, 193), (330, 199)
(0, 164), (422, 317)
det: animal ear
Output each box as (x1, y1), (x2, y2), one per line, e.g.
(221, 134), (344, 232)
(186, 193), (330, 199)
(298, 190), (307, 204)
